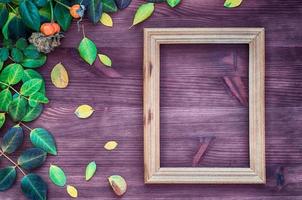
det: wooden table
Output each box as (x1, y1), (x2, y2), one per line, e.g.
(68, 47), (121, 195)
(1, 0), (302, 199)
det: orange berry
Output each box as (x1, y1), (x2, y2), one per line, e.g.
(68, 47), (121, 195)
(40, 23), (56, 36)
(70, 4), (81, 19)
(51, 23), (61, 33)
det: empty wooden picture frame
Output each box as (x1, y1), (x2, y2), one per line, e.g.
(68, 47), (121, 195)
(143, 28), (265, 184)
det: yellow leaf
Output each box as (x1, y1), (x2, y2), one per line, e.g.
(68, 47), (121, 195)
(104, 141), (118, 150)
(100, 13), (113, 27)
(51, 63), (69, 88)
(98, 54), (112, 67)
(74, 105), (94, 119)
(224, 0), (243, 8)
(67, 185), (78, 198)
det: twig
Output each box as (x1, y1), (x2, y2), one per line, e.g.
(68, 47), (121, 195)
(19, 122), (33, 132)
(0, 81), (30, 101)
(0, 150), (27, 176)
(54, 0), (71, 9)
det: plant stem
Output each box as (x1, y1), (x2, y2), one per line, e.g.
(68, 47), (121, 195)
(0, 81), (30, 101)
(54, 0), (71, 9)
(7, 3), (17, 14)
(0, 150), (27, 176)
(19, 122), (33, 132)
(82, 24), (86, 38)
(50, 0), (54, 22)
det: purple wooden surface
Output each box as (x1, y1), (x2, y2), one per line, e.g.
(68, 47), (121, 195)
(1, 0), (302, 199)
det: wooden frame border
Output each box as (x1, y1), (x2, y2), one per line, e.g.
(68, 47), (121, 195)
(144, 28), (265, 184)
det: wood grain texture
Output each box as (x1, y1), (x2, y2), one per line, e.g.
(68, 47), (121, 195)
(0, 0), (302, 198)
(144, 28), (265, 184)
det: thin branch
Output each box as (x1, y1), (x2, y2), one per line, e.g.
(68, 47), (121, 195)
(0, 150), (27, 176)
(0, 81), (30, 101)
(19, 122), (33, 132)
(54, 0), (71, 9)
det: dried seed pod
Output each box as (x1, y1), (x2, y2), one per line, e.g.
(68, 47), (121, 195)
(108, 175), (127, 196)
(29, 32), (64, 54)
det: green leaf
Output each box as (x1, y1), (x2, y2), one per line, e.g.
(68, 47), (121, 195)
(1, 125), (24, 154)
(21, 55), (47, 68)
(22, 69), (45, 94)
(23, 44), (40, 59)
(54, 0), (72, 31)
(19, 0), (41, 31)
(85, 161), (97, 181)
(30, 128), (57, 155)
(0, 89), (12, 112)
(11, 48), (24, 63)
(0, 4), (8, 28)
(8, 16), (29, 40)
(98, 53), (112, 67)
(0, 63), (24, 85)
(8, 96), (27, 122)
(114, 0), (131, 9)
(29, 92), (48, 107)
(21, 174), (48, 200)
(0, 61), (3, 71)
(49, 165), (66, 187)
(224, 0), (243, 8)
(131, 3), (154, 27)
(22, 104), (43, 122)
(0, 113), (5, 128)
(32, 0), (47, 7)
(166, 0), (181, 7)
(18, 148), (47, 170)
(20, 78), (43, 96)
(102, 0), (117, 12)
(39, 5), (51, 22)
(78, 37), (97, 65)
(2, 12), (15, 40)
(0, 47), (9, 61)
(16, 38), (28, 50)
(88, 0), (103, 24)
(0, 167), (17, 191)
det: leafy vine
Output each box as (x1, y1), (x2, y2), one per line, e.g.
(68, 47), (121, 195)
(0, 0), (242, 199)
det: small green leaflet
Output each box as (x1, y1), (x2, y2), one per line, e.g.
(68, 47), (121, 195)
(11, 48), (24, 63)
(0, 63), (24, 85)
(0, 113), (5, 129)
(0, 89), (12, 112)
(78, 37), (97, 65)
(30, 128), (57, 155)
(224, 0), (243, 8)
(8, 96), (28, 122)
(131, 3), (154, 28)
(21, 174), (48, 200)
(20, 78), (43, 96)
(18, 148), (47, 170)
(98, 54), (112, 67)
(85, 161), (97, 181)
(167, 0), (181, 7)
(1, 125), (24, 154)
(29, 92), (49, 107)
(22, 104), (43, 122)
(16, 38), (28, 50)
(21, 55), (47, 68)
(49, 165), (66, 187)
(0, 48), (9, 62)
(102, 0), (118, 13)
(0, 167), (17, 191)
